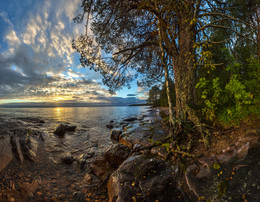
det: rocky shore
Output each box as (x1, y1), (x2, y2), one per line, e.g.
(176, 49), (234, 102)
(102, 111), (260, 202)
(0, 109), (259, 201)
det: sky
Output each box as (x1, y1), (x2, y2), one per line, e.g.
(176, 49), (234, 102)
(0, 0), (148, 106)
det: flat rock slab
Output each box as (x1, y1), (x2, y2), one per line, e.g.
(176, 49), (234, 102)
(0, 135), (13, 171)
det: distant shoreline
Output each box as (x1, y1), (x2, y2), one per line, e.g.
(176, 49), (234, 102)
(129, 103), (151, 106)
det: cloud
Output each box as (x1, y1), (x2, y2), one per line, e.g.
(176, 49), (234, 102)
(0, 0), (144, 105)
(127, 94), (137, 97)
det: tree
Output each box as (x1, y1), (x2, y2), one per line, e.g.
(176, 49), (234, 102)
(148, 85), (160, 106)
(73, 0), (254, 146)
(159, 80), (175, 107)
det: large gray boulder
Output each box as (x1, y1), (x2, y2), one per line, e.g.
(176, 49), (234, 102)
(107, 155), (183, 201)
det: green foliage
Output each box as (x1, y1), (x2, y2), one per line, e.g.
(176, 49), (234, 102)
(217, 180), (228, 196)
(197, 45), (260, 127)
(212, 163), (221, 170)
(161, 143), (170, 152)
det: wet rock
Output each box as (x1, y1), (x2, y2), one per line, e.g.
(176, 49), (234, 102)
(105, 144), (130, 167)
(65, 125), (77, 132)
(119, 134), (133, 149)
(77, 154), (87, 170)
(107, 155), (182, 201)
(83, 173), (93, 185)
(54, 124), (66, 136)
(39, 132), (49, 141)
(11, 130), (39, 162)
(110, 130), (122, 142)
(0, 135), (13, 171)
(106, 124), (114, 129)
(90, 156), (115, 181)
(123, 117), (137, 122)
(137, 115), (144, 120)
(61, 152), (74, 165)
(119, 128), (151, 150)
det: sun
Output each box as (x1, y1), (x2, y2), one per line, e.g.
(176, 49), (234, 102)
(53, 96), (67, 101)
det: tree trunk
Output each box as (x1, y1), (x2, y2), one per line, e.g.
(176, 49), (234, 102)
(257, 6), (260, 60)
(157, 16), (175, 127)
(173, 17), (196, 121)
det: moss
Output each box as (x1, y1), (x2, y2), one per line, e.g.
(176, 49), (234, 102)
(217, 180), (228, 196)
(212, 163), (221, 170)
(161, 143), (171, 152)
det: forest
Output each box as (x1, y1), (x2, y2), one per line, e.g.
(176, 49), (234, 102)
(73, 0), (260, 147)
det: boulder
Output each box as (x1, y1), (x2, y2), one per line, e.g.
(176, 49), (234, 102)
(105, 144), (130, 167)
(0, 135), (13, 171)
(123, 117), (137, 122)
(61, 152), (74, 165)
(65, 125), (77, 131)
(107, 155), (183, 201)
(11, 130), (39, 162)
(90, 156), (115, 181)
(54, 124), (66, 136)
(106, 124), (114, 129)
(110, 130), (122, 142)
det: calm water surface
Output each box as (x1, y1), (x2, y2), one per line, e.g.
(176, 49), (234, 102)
(0, 106), (150, 157)
(0, 106), (149, 124)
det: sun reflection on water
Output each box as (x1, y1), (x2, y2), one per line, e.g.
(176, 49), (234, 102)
(54, 107), (63, 121)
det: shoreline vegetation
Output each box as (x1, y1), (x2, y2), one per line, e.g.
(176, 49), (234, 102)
(0, 107), (259, 201)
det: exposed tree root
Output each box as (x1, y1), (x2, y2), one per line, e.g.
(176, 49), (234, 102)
(170, 149), (195, 157)
(184, 104), (211, 148)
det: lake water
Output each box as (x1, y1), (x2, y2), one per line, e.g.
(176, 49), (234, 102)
(0, 106), (150, 162)
(0, 106), (149, 125)
(0, 106), (152, 200)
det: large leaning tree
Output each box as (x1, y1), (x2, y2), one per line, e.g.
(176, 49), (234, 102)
(73, 0), (253, 146)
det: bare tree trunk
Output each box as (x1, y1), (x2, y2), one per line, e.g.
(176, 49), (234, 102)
(157, 17), (175, 127)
